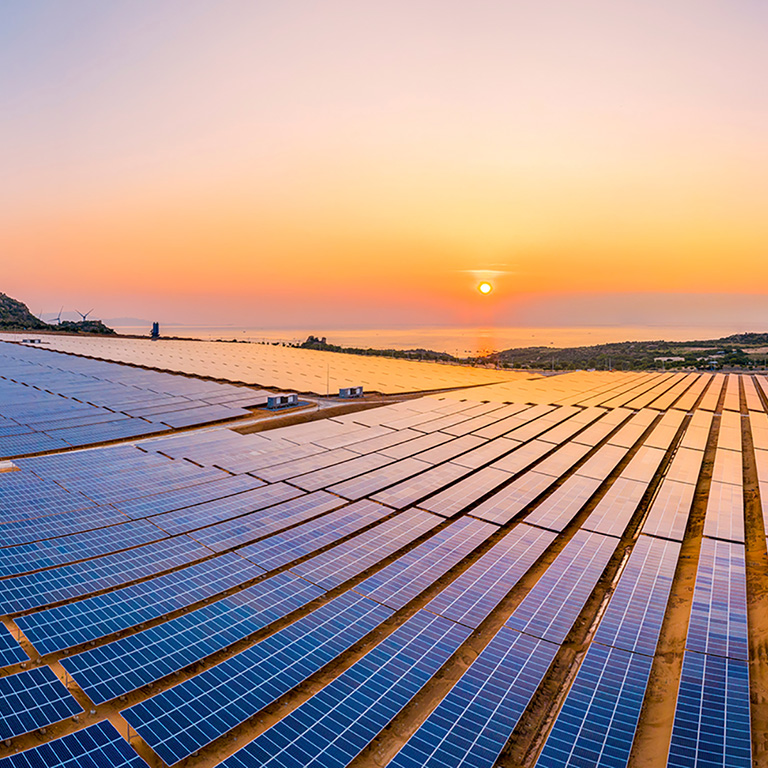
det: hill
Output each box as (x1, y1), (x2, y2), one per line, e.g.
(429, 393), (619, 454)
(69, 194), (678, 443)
(0, 292), (116, 334)
(0, 292), (48, 330)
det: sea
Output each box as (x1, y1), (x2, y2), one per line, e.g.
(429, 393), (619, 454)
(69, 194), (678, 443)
(112, 324), (755, 358)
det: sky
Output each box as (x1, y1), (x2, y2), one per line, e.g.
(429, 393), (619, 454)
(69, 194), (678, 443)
(2, 0), (767, 329)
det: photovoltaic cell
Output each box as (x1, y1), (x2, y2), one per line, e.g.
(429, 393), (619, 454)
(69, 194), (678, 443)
(593, 536), (680, 656)
(0, 624), (28, 667)
(471, 472), (555, 525)
(686, 538), (748, 661)
(703, 480), (745, 543)
(16, 552), (264, 655)
(0, 720), (150, 768)
(426, 524), (556, 628)
(583, 477), (648, 538)
(524, 474), (604, 532)
(642, 480), (695, 541)
(0, 535), (210, 613)
(220, 611), (471, 768)
(667, 651), (751, 768)
(419, 467), (511, 517)
(62, 572), (324, 704)
(371, 461), (472, 509)
(505, 530), (616, 644)
(535, 644), (653, 768)
(290, 508), (441, 590)
(122, 591), (393, 765)
(387, 627), (558, 768)
(356, 516), (496, 609)
(0, 665), (83, 740)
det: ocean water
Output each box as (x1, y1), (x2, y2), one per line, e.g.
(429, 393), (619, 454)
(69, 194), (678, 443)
(113, 324), (753, 357)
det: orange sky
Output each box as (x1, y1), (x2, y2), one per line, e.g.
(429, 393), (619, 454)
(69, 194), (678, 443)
(2, 1), (767, 327)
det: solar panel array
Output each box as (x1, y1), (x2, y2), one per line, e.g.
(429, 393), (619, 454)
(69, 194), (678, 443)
(0, 342), (268, 459)
(0, 360), (763, 768)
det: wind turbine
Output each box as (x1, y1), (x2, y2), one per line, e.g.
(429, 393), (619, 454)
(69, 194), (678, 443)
(55, 307), (63, 325)
(76, 309), (94, 322)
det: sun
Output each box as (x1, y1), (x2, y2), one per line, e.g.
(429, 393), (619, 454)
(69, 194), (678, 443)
(478, 281), (493, 295)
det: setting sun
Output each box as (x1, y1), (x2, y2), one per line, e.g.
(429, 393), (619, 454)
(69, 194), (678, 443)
(478, 282), (493, 295)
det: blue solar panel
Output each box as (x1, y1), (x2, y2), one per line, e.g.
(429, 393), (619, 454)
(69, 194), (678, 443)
(356, 517), (495, 609)
(593, 535), (680, 656)
(193, 490), (348, 552)
(535, 644), (653, 768)
(0, 624), (29, 667)
(388, 627), (558, 768)
(371, 461), (472, 509)
(0, 518), (169, 578)
(16, 552), (264, 654)
(114, 473), (264, 518)
(121, 591), (394, 765)
(687, 538), (748, 660)
(221, 611), (471, 768)
(61, 572), (324, 704)
(237, 499), (392, 570)
(0, 535), (209, 613)
(667, 651), (751, 768)
(505, 530), (617, 643)
(426, 523), (556, 628)
(0, 665), (83, 740)
(0, 344), (260, 458)
(290, 508), (442, 590)
(0, 720), (149, 768)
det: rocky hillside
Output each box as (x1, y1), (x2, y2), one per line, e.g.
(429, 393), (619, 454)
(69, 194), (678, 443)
(0, 292), (48, 330)
(0, 292), (115, 334)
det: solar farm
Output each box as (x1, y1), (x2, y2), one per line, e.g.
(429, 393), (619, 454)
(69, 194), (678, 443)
(0, 334), (530, 395)
(0, 339), (766, 768)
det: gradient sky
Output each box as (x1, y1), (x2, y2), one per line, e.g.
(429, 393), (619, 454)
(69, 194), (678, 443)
(2, 1), (767, 328)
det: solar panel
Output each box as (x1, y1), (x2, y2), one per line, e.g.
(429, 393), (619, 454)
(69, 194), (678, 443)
(121, 591), (394, 765)
(711, 446), (743, 486)
(620, 446), (667, 483)
(0, 720), (150, 768)
(505, 530), (616, 643)
(488, 438), (559, 478)
(62, 572), (324, 704)
(0, 624), (29, 667)
(642, 479), (695, 541)
(387, 627), (558, 768)
(663, 446), (705, 485)
(534, 441), (592, 478)
(535, 644), (653, 768)
(426, 523), (556, 628)
(686, 538), (748, 661)
(583, 477), (648, 538)
(667, 651), (751, 768)
(114, 473), (264, 518)
(237, 498), (393, 570)
(703, 480), (745, 543)
(471, 472), (556, 524)
(524, 474), (604, 532)
(0, 665), (83, 740)
(418, 466), (511, 517)
(291, 453), (395, 492)
(220, 611), (471, 768)
(0, 535), (210, 613)
(328, 456), (432, 500)
(439, 435), (516, 469)
(291, 508), (441, 590)
(356, 517), (495, 609)
(16, 551), (264, 655)
(191, 490), (348, 552)
(593, 535), (680, 655)
(371, 461), (472, 509)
